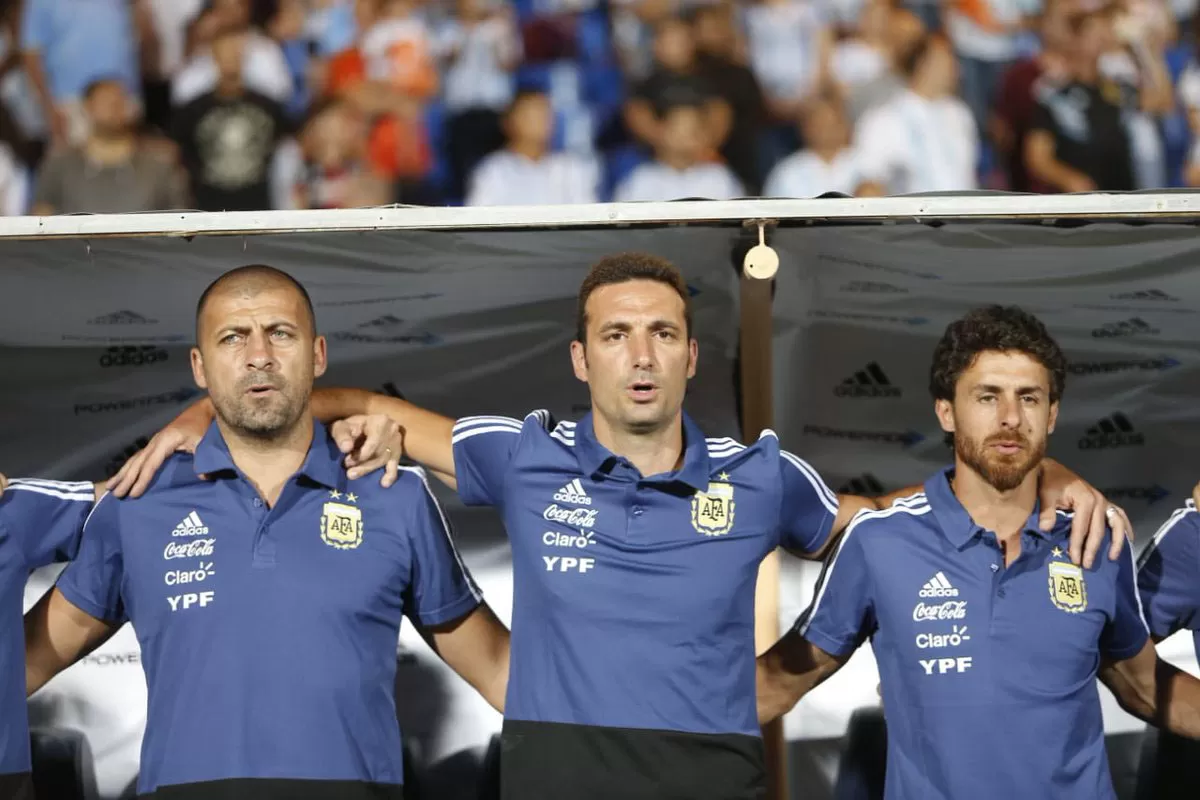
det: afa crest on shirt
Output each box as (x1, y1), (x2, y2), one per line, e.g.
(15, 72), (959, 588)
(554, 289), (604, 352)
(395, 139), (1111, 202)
(1048, 560), (1087, 613)
(692, 480), (735, 536)
(321, 502), (364, 550)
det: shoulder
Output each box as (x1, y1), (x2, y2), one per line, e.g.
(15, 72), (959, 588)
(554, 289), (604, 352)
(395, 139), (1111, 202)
(844, 491), (933, 539)
(0, 479), (94, 524)
(1142, 500), (1200, 559)
(705, 428), (775, 468)
(452, 409), (557, 444)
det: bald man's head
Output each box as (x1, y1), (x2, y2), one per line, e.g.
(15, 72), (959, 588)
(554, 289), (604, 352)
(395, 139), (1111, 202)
(195, 264), (316, 342)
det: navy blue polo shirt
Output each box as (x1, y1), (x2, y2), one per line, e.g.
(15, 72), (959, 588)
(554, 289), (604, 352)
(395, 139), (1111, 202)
(796, 468), (1148, 800)
(0, 479), (92, 795)
(56, 421), (481, 800)
(451, 410), (838, 799)
(1137, 500), (1200, 651)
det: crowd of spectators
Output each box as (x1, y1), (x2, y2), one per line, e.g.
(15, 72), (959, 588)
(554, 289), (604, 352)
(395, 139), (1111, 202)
(0, 0), (1197, 214)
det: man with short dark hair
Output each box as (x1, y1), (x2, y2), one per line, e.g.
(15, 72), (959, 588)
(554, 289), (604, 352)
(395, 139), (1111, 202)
(121, 261), (1127, 800)
(756, 305), (1200, 799)
(32, 78), (187, 215)
(23, 264), (510, 799)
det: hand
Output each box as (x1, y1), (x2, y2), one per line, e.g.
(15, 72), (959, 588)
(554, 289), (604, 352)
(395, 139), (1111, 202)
(107, 399), (213, 498)
(332, 414), (403, 487)
(0, 473), (7, 494)
(1062, 173), (1097, 193)
(1037, 459), (1130, 569)
(1193, 481), (1200, 508)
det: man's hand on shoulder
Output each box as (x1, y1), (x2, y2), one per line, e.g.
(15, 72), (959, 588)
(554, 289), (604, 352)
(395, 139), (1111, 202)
(332, 414), (404, 488)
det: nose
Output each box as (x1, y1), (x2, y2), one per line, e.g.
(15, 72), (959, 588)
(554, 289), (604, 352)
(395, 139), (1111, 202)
(244, 330), (276, 371)
(630, 330), (656, 370)
(997, 396), (1021, 429)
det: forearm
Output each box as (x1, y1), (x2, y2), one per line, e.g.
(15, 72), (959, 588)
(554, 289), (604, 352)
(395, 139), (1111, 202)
(24, 590), (111, 695)
(756, 633), (844, 724)
(21, 52), (54, 116)
(1148, 661), (1200, 738)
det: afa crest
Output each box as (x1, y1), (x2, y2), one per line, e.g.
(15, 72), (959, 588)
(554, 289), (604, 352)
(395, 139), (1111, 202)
(692, 481), (735, 536)
(1048, 560), (1087, 613)
(321, 502), (364, 550)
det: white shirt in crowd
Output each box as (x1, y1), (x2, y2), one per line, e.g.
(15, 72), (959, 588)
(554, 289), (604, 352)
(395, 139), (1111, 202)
(436, 15), (520, 112)
(854, 89), (978, 194)
(743, 0), (824, 102)
(830, 40), (888, 91)
(764, 148), (863, 197)
(945, 0), (1029, 62)
(613, 161), (744, 202)
(1102, 49), (1165, 190)
(24, 565), (147, 800)
(466, 149), (600, 205)
(147, 0), (206, 78)
(172, 33), (294, 107)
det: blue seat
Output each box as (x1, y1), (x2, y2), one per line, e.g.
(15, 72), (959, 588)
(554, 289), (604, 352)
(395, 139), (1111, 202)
(604, 144), (648, 199)
(423, 100), (453, 201)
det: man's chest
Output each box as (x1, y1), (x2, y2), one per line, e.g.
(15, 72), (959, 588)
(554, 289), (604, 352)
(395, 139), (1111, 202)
(871, 548), (1111, 701)
(118, 492), (409, 633)
(504, 471), (776, 621)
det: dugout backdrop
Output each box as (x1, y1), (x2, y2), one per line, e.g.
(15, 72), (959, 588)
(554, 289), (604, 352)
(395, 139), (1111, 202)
(0, 198), (1198, 799)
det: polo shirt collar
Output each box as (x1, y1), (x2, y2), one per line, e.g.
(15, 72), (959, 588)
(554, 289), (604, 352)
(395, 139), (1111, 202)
(573, 411), (711, 491)
(192, 419), (344, 490)
(925, 466), (1058, 550)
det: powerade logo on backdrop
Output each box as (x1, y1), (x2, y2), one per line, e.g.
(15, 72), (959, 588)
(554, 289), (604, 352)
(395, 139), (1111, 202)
(1078, 413), (1144, 449)
(1109, 289), (1180, 302)
(1091, 318), (1160, 338)
(809, 310), (928, 326)
(75, 387), (201, 415)
(840, 281), (908, 294)
(99, 346), (169, 368)
(1101, 485), (1170, 505)
(815, 254), (941, 280)
(803, 425), (925, 448)
(834, 363), (901, 398)
(1068, 356), (1180, 375)
(329, 315), (441, 345)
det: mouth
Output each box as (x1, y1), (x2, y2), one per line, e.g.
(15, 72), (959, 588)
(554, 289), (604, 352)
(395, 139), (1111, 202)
(627, 381), (659, 403)
(245, 384), (279, 397)
(989, 441), (1024, 456)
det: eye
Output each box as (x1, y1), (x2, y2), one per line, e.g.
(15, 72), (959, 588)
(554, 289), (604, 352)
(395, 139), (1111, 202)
(978, 394), (996, 403)
(655, 329), (677, 340)
(220, 333), (242, 345)
(1021, 395), (1039, 405)
(605, 331), (626, 341)
(271, 329), (293, 340)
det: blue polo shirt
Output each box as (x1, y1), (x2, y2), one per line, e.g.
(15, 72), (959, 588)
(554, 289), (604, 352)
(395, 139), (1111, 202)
(796, 468), (1148, 800)
(451, 410), (838, 799)
(55, 421), (481, 800)
(0, 479), (92, 791)
(1137, 500), (1200, 651)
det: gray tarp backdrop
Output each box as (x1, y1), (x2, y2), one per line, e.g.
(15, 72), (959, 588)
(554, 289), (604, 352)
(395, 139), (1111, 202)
(4, 210), (1199, 798)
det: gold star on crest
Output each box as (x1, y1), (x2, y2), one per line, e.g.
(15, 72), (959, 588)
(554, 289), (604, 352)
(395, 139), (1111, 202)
(1052, 546), (1064, 559)
(346, 493), (358, 503)
(718, 471), (730, 481)
(329, 490), (342, 500)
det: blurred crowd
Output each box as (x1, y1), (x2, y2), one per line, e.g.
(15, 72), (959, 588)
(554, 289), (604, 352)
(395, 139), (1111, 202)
(0, 0), (1197, 214)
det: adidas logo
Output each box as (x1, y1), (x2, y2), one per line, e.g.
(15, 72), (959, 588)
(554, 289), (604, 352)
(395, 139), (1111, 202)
(171, 511), (210, 537)
(840, 280), (908, 294)
(89, 310), (157, 325)
(919, 572), (959, 598)
(553, 479), (592, 505)
(1078, 412), (1145, 450)
(834, 363), (901, 398)
(1091, 317), (1160, 338)
(1109, 289), (1179, 302)
(839, 473), (886, 495)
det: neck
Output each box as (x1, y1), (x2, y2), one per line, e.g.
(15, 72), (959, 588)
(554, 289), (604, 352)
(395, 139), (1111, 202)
(909, 82), (938, 100)
(660, 153), (694, 171)
(215, 78), (243, 99)
(1073, 58), (1099, 83)
(85, 133), (134, 164)
(812, 145), (841, 163)
(592, 412), (685, 478)
(951, 458), (1039, 548)
(218, 414), (314, 506)
(509, 140), (545, 160)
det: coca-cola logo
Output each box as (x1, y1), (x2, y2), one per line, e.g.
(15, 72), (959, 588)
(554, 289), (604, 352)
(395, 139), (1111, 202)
(542, 504), (598, 529)
(912, 601), (968, 622)
(163, 539), (215, 560)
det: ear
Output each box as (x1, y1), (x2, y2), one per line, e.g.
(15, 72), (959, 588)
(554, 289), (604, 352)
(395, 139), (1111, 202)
(312, 335), (328, 379)
(570, 340), (588, 384)
(1047, 400), (1058, 435)
(190, 347), (208, 390)
(934, 398), (955, 434)
(687, 337), (698, 380)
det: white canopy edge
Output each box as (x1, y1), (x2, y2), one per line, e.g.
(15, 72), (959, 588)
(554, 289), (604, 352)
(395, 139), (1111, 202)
(2, 192), (1199, 239)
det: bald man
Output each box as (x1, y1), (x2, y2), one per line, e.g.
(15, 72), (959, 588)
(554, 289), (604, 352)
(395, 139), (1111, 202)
(24, 264), (510, 800)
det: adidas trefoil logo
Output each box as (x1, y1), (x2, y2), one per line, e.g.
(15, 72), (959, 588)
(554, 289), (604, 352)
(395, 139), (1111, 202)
(171, 511), (210, 537)
(834, 362), (901, 398)
(919, 572), (959, 598)
(553, 478), (592, 505)
(1078, 412), (1145, 450)
(1091, 317), (1160, 338)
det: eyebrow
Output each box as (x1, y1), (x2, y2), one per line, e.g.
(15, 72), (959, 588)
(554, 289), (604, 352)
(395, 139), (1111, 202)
(974, 384), (1046, 395)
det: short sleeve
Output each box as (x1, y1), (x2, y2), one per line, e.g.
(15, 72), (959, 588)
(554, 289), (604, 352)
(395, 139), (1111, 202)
(20, 0), (49, 50)
(0, 479), (93, 568)
(1101, 538), (1151, 661)
(778, 450), (838, 555)
(792, 515), (874, 657)
(55, 493), (127, 624)
(1136, 504), (1200, 639)
(1029, 96), (1055, 135)
(400, 468), (483, 627)
(451, 415), (524, 507)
